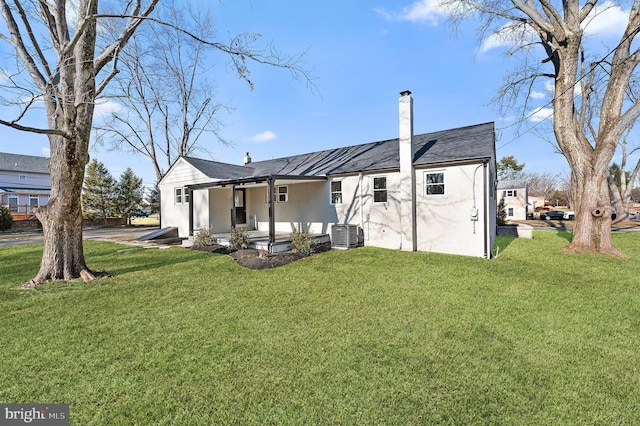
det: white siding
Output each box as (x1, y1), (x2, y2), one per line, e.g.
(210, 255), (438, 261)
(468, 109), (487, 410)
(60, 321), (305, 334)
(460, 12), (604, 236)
(158, 158), (215, 237)
(415, 163), (491, 257)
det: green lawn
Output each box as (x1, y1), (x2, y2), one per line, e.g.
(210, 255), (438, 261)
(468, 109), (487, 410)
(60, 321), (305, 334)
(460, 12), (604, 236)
(1, 231), (639, 425)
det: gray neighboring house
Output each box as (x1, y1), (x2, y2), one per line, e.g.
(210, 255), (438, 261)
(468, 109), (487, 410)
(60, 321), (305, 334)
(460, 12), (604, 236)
(497, 179), (529, 220)
(159, 91), (498, 258)
(0, 152), (51, 218)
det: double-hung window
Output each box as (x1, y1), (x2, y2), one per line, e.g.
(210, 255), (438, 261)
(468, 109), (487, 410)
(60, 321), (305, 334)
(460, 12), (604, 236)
(29, 195), (39, 208)
(276, 185), (288, 203)
(425, 171), (445, 195)
(175, 186), (190, 204)
(373, 177), (387, 203)
(330, 180), (342, 204)
(503, 190), (517, 197)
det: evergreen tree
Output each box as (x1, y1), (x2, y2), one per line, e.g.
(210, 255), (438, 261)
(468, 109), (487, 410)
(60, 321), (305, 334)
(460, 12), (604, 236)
(115, 168), (144, 225)
(497, 197), (508, 226)
(497, 156), (526, 181)
(147, 184), (160, 215)
(82, 160), (116, 225)
(0, 206), (13, 233)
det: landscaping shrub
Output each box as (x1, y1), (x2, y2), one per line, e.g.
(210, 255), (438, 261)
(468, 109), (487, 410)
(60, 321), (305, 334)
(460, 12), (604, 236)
(0, 206), (13, 232)
(290, 230), (316, 255)
(192, 226), (216, 248)
(230, 227), (250, 249)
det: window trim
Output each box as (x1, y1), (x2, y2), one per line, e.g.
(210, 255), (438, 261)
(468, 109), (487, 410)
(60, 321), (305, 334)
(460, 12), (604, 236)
(372, 176), (387, 203)
(424, 171), (446, 196)
(29, 194), (39, 207)
(330, 180), (342, 205)
(276, 185), (288, 203)
(174, 186), (190, 205)
(8, 195), (18, 212)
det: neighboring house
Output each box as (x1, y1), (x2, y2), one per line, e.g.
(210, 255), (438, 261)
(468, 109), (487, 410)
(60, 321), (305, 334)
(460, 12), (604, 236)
(497, 179), (528, 221)
(159, 91), (497, 258)
(0, 152), (51, 218)
(528, 194), (546, 214)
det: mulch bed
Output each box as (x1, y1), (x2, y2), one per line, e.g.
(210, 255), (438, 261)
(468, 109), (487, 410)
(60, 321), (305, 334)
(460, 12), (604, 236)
(191, 242), (331, 269)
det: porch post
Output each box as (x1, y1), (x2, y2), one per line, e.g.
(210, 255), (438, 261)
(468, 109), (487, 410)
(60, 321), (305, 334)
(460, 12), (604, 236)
(188, 188), (194, 236)
(267, 177), (275, 251)
(230, 184), (236, 228)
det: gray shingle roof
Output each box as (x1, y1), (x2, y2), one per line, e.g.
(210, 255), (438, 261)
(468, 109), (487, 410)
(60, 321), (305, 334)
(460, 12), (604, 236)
(0, 152), (50, 174)
(183, 122), (495, 180)
(497, 179), (528, 190)
(181, 157), (250, 180)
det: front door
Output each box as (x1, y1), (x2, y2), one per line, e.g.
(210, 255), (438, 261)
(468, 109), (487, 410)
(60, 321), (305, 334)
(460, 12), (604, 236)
(234, 189), (247, 225)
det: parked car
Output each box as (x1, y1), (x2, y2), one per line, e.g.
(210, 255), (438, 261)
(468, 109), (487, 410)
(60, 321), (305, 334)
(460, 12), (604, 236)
(563, 211), (575, 220)
(541, 210), (565, 220)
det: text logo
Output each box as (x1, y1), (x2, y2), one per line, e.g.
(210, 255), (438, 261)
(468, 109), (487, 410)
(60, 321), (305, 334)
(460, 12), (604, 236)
(1, 405), (68, 425)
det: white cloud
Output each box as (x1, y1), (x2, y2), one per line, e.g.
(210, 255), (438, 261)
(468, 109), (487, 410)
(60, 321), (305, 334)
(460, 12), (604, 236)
(479, 22), (537, 53)
(530, 90), (547, 100)
(375, 0), (447, 25)
(41, 147), (50, 156)
(544, 81), (555, 93)
(93, 100), (122, 118)
(249, 130), (277, 143)
(528, 107), (553, 123)
(582, 2), (628, 38)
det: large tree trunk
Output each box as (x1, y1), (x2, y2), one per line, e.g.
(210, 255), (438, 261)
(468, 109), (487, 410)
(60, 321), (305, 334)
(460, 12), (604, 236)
(21, 0), (109, 288)
(548, 22), (621, 255)
(566, 169), (618, 254)
(22, 134), (109, 289)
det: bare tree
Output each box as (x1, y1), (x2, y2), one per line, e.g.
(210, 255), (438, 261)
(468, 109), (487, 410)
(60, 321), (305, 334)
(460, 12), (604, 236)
(95, 3), (228, 182)
(608, 136), (640, 222)
(448, 0), (640, 254)
(0, 0), (310, 287)
(524, 171), (560, 205)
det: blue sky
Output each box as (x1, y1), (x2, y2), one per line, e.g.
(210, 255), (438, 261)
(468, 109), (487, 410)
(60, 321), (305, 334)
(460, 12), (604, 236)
(0, 0), (632, 190)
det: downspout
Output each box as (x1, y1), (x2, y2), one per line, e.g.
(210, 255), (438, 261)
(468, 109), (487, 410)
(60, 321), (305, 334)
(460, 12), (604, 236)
(359, 173), (364, 238)
(188, 188), (194, 236)
(472, 161), (490, 259)
(267, 177), (275, 252)
(482, 161), (489, 259)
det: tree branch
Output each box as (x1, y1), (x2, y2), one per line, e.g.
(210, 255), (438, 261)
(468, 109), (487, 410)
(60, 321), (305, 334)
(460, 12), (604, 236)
(0, 117), (69, 137)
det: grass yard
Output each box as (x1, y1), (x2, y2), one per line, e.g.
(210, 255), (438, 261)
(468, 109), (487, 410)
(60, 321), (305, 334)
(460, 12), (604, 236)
(1, 230), (639, 424)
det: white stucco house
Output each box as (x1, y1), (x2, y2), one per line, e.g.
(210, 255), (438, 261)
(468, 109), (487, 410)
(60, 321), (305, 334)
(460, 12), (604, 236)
(159, 91), (497, 258)
(0, 152), (51, 218)
(497, 179), (529, 220)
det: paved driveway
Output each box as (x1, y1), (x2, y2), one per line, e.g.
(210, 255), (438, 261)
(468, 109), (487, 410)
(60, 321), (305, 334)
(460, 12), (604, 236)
(0, 227), (159, 247)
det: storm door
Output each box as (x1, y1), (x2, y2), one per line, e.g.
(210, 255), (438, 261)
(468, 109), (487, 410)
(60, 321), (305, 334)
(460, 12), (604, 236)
(234, 189), (247, 225)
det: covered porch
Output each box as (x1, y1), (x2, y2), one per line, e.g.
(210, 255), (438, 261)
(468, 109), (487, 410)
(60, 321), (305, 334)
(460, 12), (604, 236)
(186, 174), (330, 253)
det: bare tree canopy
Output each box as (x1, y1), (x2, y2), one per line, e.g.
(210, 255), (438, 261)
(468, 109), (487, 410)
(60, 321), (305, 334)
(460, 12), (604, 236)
(0, 0), (311, 287)
(447, 0), (640, 254)
(94, 2), (229, 183)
